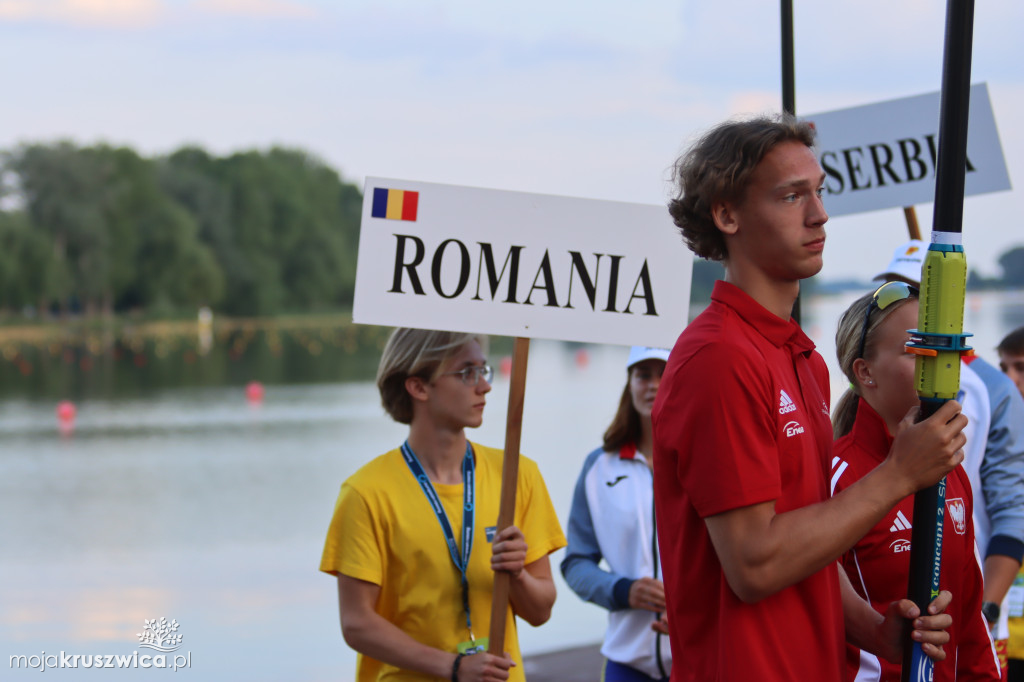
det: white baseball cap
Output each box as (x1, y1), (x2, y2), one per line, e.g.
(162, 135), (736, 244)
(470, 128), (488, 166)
(873, 239), (927, 283)
(626, 346), (670, 369)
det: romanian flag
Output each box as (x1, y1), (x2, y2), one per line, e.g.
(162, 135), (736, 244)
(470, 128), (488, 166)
(371, 188), (419, 221)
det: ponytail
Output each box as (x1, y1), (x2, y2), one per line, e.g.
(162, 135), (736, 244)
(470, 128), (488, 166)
(832, 389), (860, 439)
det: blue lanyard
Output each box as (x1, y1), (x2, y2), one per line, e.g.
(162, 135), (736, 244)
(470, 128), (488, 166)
(400, 441), (476, 639)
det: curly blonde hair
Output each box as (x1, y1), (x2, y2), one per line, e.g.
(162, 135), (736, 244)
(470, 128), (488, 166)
(668, 113), (816, 261)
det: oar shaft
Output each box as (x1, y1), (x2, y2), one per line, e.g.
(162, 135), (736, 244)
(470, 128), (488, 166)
(901, 2), (975, 680)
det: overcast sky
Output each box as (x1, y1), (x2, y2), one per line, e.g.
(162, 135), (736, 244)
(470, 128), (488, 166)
(1, 0), (1021, 280)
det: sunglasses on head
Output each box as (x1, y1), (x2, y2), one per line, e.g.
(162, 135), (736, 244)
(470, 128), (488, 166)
(855, 281), (919, 360)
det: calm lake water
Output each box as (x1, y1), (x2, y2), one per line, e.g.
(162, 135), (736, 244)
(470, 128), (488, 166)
(2, 289), (1022, 681)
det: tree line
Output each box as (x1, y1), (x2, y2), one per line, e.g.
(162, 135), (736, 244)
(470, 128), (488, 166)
(0, 141), (1020, 319)
(968, 247), (1024, 290)
(0, 142), (361, 317)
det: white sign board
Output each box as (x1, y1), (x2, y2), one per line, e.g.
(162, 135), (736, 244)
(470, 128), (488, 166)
(804, 82), (1011, 217)
(353, 178), (691, 348)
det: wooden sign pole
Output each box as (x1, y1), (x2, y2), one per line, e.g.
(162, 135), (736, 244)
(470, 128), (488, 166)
(903, 205), (923, 240)
(487, 336), (531, 655)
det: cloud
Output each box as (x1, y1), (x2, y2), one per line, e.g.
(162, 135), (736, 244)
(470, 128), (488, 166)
(191, 0), (317, 20)
(0, 0), (319, 28)
(0, 0), (164, 28)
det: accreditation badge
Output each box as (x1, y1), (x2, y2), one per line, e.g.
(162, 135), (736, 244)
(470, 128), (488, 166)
(457, 638), (488, 655)
(1008, 573), (1024, 618)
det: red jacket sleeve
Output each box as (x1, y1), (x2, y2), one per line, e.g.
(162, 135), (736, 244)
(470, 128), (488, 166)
(954, 468), (1002, 681)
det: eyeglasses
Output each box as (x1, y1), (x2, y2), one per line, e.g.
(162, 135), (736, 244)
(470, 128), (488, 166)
(440, 364), (494, 386)
(855, 281), (919, 359)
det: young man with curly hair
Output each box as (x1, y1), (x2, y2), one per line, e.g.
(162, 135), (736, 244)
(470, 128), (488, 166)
(652, 114), (967, 681)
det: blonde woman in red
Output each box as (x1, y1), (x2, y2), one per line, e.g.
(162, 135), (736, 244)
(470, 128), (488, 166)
(831, 283), (1000, 681)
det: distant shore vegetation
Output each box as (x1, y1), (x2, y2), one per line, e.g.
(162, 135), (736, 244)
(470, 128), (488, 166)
(0, 141), (1021, 322)
(0, 142), (360, 320)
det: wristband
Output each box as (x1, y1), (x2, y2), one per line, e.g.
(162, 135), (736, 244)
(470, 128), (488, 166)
(451, 652), (466, 682)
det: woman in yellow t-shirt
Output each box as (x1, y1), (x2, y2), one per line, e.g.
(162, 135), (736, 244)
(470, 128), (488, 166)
(320, 328), (566, 682)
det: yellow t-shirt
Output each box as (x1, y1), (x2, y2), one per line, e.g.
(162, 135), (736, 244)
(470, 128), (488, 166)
(320, 442), (567, 682)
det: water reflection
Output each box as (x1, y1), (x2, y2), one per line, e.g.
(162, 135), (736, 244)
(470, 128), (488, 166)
(0, 338), (611, 681)
(0, 316), (398, 401)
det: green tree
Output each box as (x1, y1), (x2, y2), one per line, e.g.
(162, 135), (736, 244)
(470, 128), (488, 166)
(998, 247), (1024, 288)
(6, 142), (224, 316)
(159, 146), (362, 316)
(157, 147), (241, 311)
(4, 140), (362, 318)
(260, 148), (355, 311)
(5, 142), (114, 313)
(0, 210), (63, 313)
(128, 199), (225, 313)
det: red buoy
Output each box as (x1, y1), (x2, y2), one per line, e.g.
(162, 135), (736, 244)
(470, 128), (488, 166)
(56, 401), (77, 435)
(246, 381), (265, 404)
(56, 400), (76, 421)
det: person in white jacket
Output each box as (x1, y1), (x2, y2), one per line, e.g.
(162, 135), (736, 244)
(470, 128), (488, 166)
(561, 346), (671, 682)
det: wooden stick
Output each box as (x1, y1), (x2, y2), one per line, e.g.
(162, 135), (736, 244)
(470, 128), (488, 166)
(903, 205), (923, 240)
(487, 336), (530, 655)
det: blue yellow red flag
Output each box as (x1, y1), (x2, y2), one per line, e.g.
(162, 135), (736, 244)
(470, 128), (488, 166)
(371, 188), (418, 221)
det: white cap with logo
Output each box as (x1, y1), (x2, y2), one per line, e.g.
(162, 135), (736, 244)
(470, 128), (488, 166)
(873, 239), (927, 283)
(626, 346), (670, 369)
